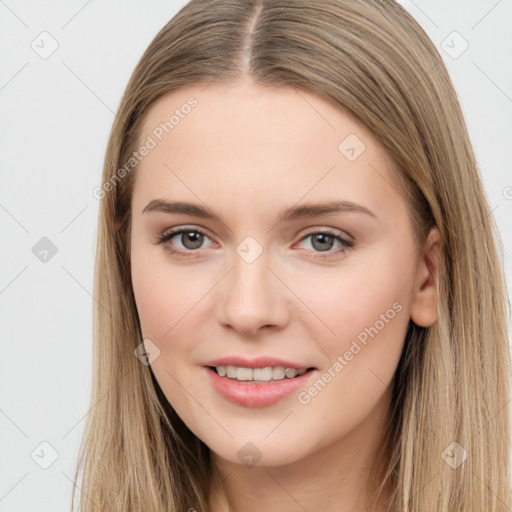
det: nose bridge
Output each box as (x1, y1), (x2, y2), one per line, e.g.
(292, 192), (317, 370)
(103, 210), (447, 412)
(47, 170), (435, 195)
(218, 242), (288, 335)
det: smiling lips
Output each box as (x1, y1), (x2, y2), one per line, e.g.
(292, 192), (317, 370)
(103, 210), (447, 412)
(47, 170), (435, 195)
(202, 356), (317, 407)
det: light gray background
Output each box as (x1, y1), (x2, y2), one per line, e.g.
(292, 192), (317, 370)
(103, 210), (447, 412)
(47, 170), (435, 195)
(0, 1), (511, 510)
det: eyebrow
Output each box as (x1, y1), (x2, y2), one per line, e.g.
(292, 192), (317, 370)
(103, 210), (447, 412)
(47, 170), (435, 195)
(142, 199), (376, 223)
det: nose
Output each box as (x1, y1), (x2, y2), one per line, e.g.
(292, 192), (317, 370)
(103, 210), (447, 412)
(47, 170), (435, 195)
(216, 251), (290, 337)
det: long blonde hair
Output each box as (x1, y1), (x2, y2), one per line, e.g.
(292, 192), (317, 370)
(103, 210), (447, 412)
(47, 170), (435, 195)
(72, 1), (512, 510)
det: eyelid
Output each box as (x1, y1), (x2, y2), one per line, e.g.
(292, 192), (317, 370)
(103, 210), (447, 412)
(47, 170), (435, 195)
(298, 225), (354, 242)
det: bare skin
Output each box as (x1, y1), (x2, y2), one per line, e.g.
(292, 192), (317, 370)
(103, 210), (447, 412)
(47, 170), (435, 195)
(129, 76), (439, 512)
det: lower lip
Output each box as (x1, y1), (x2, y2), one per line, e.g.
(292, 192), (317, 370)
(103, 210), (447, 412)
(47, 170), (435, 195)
(203, 366), (316, 408)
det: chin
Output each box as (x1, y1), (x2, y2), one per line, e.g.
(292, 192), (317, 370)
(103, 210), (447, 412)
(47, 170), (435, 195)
(207, 435), (313, 469)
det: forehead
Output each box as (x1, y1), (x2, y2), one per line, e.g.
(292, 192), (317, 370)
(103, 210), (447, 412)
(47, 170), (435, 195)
(132, 79), (404, 221)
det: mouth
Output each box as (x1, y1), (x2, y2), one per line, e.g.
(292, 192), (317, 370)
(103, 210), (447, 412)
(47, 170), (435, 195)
(204, 364), (318, 407)
(207, 365), (317, 384)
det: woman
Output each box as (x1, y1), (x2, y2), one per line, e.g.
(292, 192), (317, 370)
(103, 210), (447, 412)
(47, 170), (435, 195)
(72, 1), (512, 510)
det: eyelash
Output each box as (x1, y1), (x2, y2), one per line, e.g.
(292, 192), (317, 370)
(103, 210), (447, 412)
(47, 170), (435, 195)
(154, 226), (355, 260)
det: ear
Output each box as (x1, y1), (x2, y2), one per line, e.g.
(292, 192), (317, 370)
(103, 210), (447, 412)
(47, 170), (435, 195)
(410, 226), (441, 327)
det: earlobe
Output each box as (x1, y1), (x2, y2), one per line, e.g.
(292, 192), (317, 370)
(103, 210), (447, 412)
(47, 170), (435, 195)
(410, 227), (441, 327)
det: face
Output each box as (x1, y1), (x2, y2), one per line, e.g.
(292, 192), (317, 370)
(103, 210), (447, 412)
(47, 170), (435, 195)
(129, 78), (438, 467)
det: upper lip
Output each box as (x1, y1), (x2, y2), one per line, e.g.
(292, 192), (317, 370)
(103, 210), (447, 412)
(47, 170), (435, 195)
(203, 356), (315, 371)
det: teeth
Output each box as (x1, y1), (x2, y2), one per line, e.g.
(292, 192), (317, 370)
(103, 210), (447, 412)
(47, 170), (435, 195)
(215, 365), (308, 382)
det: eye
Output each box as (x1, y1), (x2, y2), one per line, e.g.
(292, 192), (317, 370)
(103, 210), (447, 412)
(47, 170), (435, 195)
(154, 227), (214, 257)
(296, 229), (354, 259)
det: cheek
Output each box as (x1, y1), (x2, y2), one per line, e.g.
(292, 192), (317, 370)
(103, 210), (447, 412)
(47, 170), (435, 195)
(130, 239), (208, 340)
(130, 247), (207, 409)
(131, 258), (172, 340)
(297, 249), (413, 346)
(290, 246), (413, 392)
